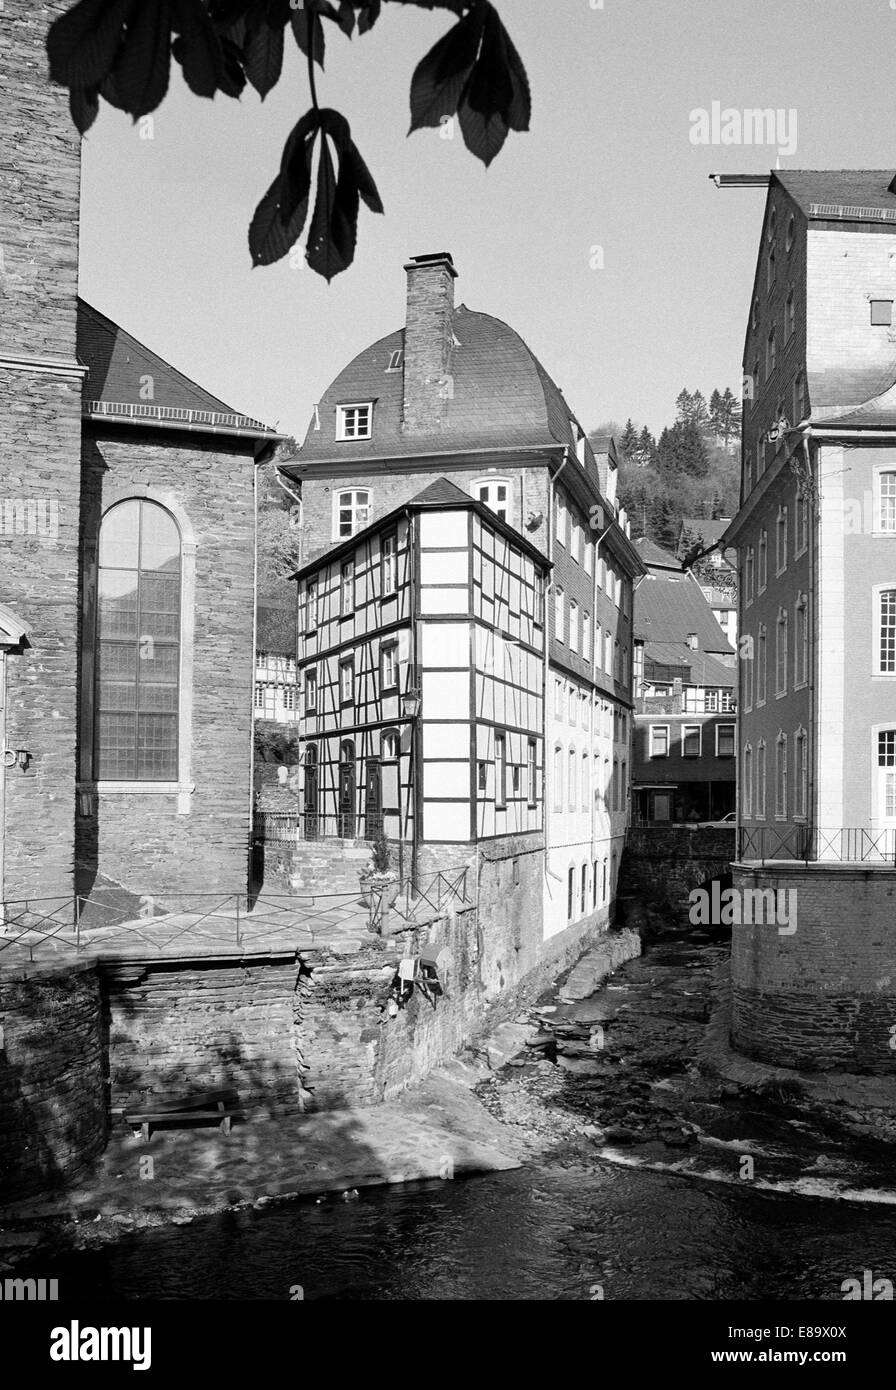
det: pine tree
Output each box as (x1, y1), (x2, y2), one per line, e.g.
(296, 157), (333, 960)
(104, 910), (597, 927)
(620, 418), (639, 459)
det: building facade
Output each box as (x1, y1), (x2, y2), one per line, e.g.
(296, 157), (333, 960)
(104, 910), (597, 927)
(292, 480), (547, 856)
(725, 169), (896, 1071)
(281, 252), (643, 948)
(631, 538), (737, 823)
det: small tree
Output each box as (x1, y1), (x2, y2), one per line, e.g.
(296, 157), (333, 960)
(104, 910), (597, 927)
(369, 827), (392, 875)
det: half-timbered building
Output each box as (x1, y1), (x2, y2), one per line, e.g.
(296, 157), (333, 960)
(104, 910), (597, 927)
(291, 479), (548, 875)
(281, 252), (644, 957)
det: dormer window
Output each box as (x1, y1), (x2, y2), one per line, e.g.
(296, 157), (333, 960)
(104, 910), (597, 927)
(786, 214), (795, 252)
(336, 402), (373, 440)
(385, 350), (404, 371)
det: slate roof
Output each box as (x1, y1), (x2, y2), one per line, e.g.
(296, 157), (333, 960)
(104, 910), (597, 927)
(289, 475), (552, 581)
(634, 537), (681, 572)
(295, 306), (595, 465)
(643, 644), (736, 689)
(635, 572), (734, 656)
(77, 300), (281, 439)
(775, 170), (896, 222)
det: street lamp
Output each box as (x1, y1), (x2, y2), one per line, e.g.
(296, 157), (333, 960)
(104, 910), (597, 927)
(401, 688), (421, 721)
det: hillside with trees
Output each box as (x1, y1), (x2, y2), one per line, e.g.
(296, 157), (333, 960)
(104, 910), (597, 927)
(592, 387), (742, 552)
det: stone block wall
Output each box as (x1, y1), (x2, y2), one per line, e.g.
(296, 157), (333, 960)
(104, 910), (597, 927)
(1, 1), (84, 907)
(731, 862), (896, 1072)
(620, 825), (735, 917)
(75, 431), (257, 907)
(0, 962), (106, 1201)
(103, 957), (303, 1113)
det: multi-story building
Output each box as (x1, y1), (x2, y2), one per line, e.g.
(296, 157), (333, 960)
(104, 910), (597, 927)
(721, 168), (896, 1072)
(291, 478), (547, 860)
(254, 602), (299, 723)
(280, 252), (643, 950)
(631, 538), (737, 822)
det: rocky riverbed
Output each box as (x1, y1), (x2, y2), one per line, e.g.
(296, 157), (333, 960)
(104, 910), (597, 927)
(472, 926), (896, 1201)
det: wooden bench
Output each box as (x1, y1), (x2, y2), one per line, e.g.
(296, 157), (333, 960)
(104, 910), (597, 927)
(125, 1089), (244, 1142)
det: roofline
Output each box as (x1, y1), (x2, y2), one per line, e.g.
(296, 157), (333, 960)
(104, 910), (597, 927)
(82, 402), (287, 443)
(289, 490), (554, 582)
(725, 420), (896, 543)
(282, 443), (560, 475)
(77, 297), (281, 431)
(710, 173), (771, 189)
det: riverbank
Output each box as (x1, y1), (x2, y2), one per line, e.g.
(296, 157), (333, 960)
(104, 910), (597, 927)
(0, 1072), (524, 1268)
(473, 925), (896, 1203)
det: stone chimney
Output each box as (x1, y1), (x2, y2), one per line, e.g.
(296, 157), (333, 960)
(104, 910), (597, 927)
(402, 252), (458, 434)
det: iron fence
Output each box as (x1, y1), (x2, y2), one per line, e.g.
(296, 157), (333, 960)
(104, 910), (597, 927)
(737, 825), (896, 865)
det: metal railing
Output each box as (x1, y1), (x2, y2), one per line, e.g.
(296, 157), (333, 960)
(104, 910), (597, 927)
(83, 400), (272, 432)
(738, 825), (896, 865)
(0, 888), (378, 961)
(372, 866), (473, 931)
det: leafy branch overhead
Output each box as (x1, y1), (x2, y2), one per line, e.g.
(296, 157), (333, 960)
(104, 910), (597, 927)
(46, 0), (531, 280)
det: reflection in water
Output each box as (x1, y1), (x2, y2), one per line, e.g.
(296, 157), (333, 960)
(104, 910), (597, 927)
(38, 1163), (896, 1301)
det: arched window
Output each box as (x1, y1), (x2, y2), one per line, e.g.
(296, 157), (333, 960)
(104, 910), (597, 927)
(95, 499), (181, 781)
(382, 730), (400, 760)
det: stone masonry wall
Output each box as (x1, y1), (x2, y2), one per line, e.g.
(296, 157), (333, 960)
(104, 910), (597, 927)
(620, 825), (735, 918)
(731, 863), (896, 1072)
(103, 958), (303, 1113)
(76, 431), (257, 906)
(0, 962), (106, 1201)
(1, 1), (84, 906)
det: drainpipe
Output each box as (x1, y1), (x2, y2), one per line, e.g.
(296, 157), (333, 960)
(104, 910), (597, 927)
(544, 453), (565, 884)
(0, 652), (6, 928)
(801, 426), (816, 858)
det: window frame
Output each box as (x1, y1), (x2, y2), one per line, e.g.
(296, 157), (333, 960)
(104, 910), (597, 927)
(495, 731), (507, 809)
(716, 723), (736, 759)
(381, 642), (398, 692)
(682, 724), (701, 758)
(649, 724), (670, 758)
(381, 531), (398, 599)
(336, 401), (373, 442)
(333, 488), (371, 541)
(339, 657), (354, 707)
(875, 585), (896, 676)
(93, 498), (183, 785)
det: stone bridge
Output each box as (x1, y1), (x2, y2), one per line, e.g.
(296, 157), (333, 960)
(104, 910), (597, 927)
(618, 826), (736, 925)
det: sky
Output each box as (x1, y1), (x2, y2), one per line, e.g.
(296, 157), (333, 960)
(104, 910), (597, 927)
(77, 0), (896, 445)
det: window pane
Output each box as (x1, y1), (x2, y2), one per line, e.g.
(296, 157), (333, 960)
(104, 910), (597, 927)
(137, 714), (178, 780)
(139, 573), (181, 641)
(98, 500), (140, 569)
(96, 713), (137, 780)
(97, 642), (137, 710)
(96, 501), (181, 781)
(140, 507), (180, 572)
(98, 571), (139, 638)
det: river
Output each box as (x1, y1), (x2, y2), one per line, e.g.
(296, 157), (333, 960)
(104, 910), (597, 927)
(19, 926), (896, 1300)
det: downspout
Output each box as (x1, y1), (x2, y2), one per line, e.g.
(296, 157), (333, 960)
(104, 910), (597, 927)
(249, 462), (260, 893)
(802, 426), (816, 857)
(544, 452), (565, 883)
(0, 652), (6, 928)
